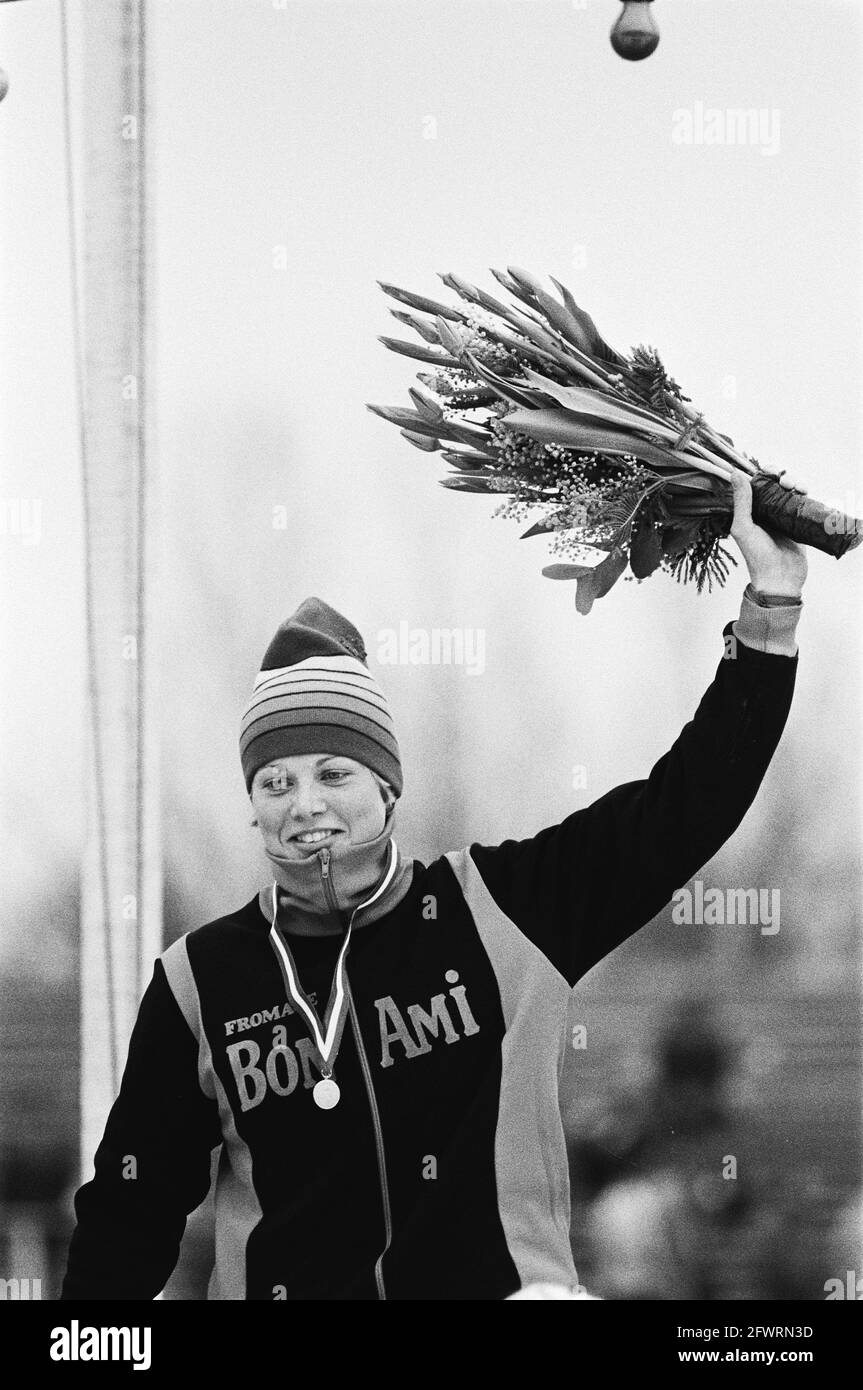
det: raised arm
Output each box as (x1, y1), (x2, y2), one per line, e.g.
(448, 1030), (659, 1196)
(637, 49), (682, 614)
(470, 473), (807, 985)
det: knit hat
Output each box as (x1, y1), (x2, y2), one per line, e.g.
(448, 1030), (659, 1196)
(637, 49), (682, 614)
(240, 597), (402, 797)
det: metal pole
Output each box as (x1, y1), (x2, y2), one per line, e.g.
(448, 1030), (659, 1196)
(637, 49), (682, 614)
(63, 0), (161, 1176)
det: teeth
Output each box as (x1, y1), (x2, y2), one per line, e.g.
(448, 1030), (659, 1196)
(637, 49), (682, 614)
(294, 830), (335, 843)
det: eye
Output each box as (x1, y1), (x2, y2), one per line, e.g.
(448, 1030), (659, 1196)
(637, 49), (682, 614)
(321, 768), (351, 782)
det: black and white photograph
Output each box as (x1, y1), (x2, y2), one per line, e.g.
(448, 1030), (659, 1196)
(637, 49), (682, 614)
(0, 0), (861, 1358)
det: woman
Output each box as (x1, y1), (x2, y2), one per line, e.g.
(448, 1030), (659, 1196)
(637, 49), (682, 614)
(61, 473), (806, 1300)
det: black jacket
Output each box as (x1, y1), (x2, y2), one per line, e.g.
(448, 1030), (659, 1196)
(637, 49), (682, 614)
(61, 602), (799, 1300)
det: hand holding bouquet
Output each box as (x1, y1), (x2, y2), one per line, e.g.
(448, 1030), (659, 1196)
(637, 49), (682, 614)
(368, 268), (860, 612)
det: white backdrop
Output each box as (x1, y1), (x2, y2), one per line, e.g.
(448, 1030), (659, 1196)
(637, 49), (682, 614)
(1, 0), (860, 962)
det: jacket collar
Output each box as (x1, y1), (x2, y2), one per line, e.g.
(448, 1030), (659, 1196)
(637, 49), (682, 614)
(258, 809), (413, 935)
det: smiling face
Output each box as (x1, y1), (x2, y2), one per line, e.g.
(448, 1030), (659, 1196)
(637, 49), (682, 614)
(250, 753), (390, 859)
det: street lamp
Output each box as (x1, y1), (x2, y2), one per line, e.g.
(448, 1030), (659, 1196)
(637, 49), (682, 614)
(610, 1), (660, 61)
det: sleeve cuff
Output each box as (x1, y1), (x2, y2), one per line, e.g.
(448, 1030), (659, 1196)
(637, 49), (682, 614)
(733, 585), (802, 657)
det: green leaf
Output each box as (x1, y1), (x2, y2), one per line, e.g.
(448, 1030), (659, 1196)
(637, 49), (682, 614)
(542, 554), (624, 613)
(442, 420), (493, 448)
(591, 545), (628, 597)
(490, 268), (547, 319)
(441, 449), (498, 469)
(521, 517), (557, 538)
(433, 316), (467, 357)
(506, 268), (618, 364)
(522, 508), (590, 539)
(438, 271), (482, 304)
(661, 520), (702, 557)
(377, 282), (466, 322)
(471, 285), (527, 324)
(461, 351), (548, 411)
(439, 476), (497, 494)
(549, 276), (626, 365)
(366, 404), (442, 437)
(499, 303), (566, 358)
(408, 384), (444, 422)
(437, 273), (520, 325)
(661, 476), (716, 494)
(507, 265), (546, 296)
(367, 403), (489, 449)
(389, 309), (441, 344)
(575, 546), (628, 614)
(509, 324), (612, 386)
(518, 371), (678, 439)
(464, 321), (563, 373)
(502, 408), (717, 477)
(531, 285), (596, 355)
(542, 563), (595, 580)
(629, 521), (664, 578)
(377, 336), (462, 367)
(400, 429), (440, 452)
(591, 483), (654, 541)
(489, 267), (523, 297)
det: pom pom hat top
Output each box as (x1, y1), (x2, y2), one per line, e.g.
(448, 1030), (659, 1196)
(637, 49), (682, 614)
(240, 597), (403, 796)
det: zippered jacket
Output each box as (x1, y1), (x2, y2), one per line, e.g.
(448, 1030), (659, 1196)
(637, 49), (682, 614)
(61, 599), (800, 1300)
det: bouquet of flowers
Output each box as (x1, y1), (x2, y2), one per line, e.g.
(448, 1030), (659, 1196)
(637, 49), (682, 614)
(368, 268), (861, 612)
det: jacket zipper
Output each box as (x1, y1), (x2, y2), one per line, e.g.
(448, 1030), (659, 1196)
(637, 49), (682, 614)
(348, 985), (393, 1300)
(318, 847), (342, 918)
(318, 847), (393, 1301)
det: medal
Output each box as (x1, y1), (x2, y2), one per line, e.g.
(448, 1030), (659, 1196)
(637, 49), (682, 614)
(313, 1077), (341, 1110)
(267, 843), (398, 1111)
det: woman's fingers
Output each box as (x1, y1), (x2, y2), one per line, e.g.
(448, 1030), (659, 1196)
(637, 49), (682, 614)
(729, 469), (755, 540)
(776, 471), (807, 495)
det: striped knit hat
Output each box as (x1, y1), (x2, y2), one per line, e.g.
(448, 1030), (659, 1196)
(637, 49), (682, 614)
(240, 597), (402, 797)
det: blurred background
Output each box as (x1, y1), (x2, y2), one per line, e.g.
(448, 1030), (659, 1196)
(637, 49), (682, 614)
(0, 0), (860, 1300)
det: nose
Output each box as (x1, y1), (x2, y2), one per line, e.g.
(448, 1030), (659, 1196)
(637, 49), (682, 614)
(287, 777), (327, 820)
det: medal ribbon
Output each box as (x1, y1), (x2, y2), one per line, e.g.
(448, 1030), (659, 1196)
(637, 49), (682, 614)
(268, 841), (398, 1077)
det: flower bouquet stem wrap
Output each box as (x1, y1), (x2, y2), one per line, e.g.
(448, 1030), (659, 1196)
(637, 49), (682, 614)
(368, 267), (861, 612)
(748, 473), (860, 558)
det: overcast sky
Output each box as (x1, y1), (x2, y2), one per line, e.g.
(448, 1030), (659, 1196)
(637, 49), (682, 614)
(0, 0), (860, 955)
